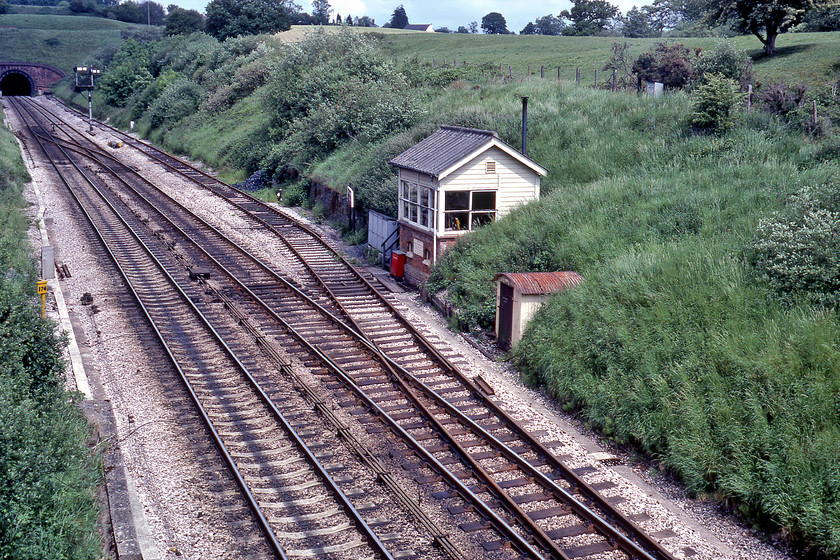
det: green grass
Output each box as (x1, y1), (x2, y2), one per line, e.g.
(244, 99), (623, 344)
(379, 30), (840, 85)
(0, 14), (145, 72)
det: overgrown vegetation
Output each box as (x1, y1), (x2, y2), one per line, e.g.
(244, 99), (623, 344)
(426, 81), (840, 555)
(0, 122), (100, 559)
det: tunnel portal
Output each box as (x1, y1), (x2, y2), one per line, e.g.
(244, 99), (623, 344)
(0, 63), (66, 96)
(1, 71), (33, 96)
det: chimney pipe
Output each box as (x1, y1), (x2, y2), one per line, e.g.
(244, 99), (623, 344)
(521, 96), (529, 156)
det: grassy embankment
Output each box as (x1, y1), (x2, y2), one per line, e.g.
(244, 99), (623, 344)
(380, 30), (840, 84)
(0, 13), (146, 73)
(0, 119), (101, 558)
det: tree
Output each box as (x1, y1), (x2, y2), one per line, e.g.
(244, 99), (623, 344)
(386, 4), (408, 29)
(481, 12), (509, 34)
(535, 14), (566, 35)
(469, 20), (478, 33)
(205, 0), (293, 40)
(312, 0), (331, 25)
(521, 22), (538, 34)
(623, 6), (656, 37)
(356, 15), (375, 27)
(435, 26), (452, 33)
(165, 6), (204, 34)
(560, 0), (620, 35)
(456, 25), (469, 33)
(346, 15), (353, 25)
(705, 0), (812, 55)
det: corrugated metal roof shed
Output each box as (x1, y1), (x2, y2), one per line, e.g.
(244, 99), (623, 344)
(494, 272), (584, 295)
(389, 126), (497, 178)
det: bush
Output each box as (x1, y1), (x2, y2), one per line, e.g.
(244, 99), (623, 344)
(693, 40), (751, 87)
(632, 42), (697, 89)
(691, 73), (745, 133)
(146, 77), (203, 127)
(749, 179), (840, 306)
(759, 81), (807, 117)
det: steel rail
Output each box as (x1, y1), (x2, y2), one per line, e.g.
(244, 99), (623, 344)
(12, 97), (397, 560)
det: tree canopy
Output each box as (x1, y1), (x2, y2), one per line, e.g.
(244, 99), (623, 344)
(205, 0), (293, 40)
(311, 0), (331, 25)
(165, 7), (204, 35)
(705, 0), (813, 55)
(560, 0), (620, 35)
(386, 4), (408, 28)
(481, 12), (510, 34)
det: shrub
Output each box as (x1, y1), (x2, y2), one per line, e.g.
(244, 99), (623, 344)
(759, 81), (807, 117)
(694, 40), (751, 87)
(691, 73), (745, 133)
(632, 42), (696, 89)
(146, 77), (203, 128)
(749, 180), (840, 306)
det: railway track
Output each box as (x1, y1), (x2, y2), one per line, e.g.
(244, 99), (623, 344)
(14, 95), (684, 560)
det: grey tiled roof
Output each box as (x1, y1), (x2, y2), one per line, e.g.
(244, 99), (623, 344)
(390, 126), (498, 178)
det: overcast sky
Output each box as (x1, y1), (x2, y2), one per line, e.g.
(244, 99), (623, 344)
(171, 0), (644, 33)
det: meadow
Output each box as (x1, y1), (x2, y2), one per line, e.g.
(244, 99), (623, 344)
(0, 13), (148, 73)
(379, 30), (840, 85)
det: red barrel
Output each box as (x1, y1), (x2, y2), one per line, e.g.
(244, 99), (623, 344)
(390, 250), (406, 279)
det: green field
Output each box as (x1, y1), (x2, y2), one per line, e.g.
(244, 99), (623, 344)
(379, 30), (840, 84)
(0, 14), (146, 72)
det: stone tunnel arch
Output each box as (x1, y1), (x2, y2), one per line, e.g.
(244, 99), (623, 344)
(0, 71), (33, 96)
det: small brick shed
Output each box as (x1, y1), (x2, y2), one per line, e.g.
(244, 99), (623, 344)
(495, 271), (583, 350)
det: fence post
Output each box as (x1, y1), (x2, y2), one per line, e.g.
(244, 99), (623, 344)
(500, 62), (503, 72)
(558, 66), (561, 82)
(612, 69), (617, 92)
(433, 57), (436, 67)
(594, 69), (598, 88)
(541, 65), (545, 79)
(576, 67), (580, 86)
(747, 84), (752, 111)
(509, 65), (513, 79)
(814, 100), (818, 127)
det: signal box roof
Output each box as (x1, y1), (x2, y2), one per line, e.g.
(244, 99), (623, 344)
(390, 125), (547, 180)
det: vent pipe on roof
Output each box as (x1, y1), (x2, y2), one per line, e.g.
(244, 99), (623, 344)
(521, 96), (529, 156)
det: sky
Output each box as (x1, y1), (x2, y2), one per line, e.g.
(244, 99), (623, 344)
(170, 0), (645, 33)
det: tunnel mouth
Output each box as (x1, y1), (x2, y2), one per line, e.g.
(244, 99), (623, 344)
(1, 72), (33, 96)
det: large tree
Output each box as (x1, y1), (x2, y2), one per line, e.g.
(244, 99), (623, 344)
(311, 0), (331, 25)
(560, 0), (620, 35)
(481, 12), (510, 34)
(705, 0), (813, 55)
(623, 6), (656, 37)
(205, 0), (293, 40)
(535, 13), (566, 34)
(386, 4), (408, 28)
(165, 6), (204, 34)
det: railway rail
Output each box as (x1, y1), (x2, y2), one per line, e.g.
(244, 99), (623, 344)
(13, 95), (683, 560)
